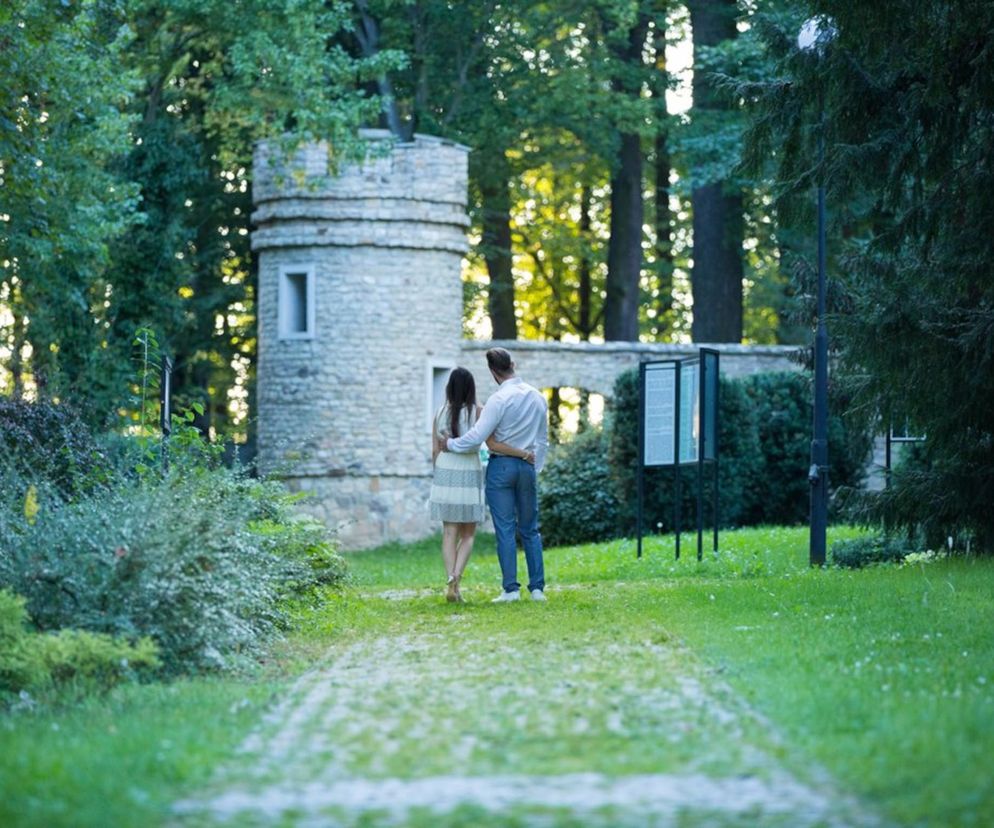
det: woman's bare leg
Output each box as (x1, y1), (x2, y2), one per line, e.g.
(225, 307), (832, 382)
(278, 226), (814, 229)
(441, 522), (459, 579)
(453, 522), (477, 581)
(442, 522), (461, 601)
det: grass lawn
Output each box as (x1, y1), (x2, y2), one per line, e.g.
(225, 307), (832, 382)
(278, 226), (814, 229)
(0, 637), (326, 828)
(2, 525), (992, 827)
(338, 526), (994, 826)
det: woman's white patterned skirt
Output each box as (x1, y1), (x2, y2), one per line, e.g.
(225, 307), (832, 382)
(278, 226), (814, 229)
(430, 450), (485, 524)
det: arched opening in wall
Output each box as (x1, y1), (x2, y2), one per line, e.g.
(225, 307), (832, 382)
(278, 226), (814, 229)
(545, 387), (605, 443)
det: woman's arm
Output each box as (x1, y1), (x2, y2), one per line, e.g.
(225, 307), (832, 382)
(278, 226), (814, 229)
(486, 436), (536, 465)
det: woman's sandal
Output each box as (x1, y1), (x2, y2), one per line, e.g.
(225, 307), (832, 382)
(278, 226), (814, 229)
(446, 574), (458, 603)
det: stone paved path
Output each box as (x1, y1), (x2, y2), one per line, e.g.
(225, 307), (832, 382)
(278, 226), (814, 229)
(172, 589), (881, 827)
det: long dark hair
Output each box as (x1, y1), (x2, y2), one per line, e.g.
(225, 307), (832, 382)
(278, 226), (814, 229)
(446, 367), (477, 438)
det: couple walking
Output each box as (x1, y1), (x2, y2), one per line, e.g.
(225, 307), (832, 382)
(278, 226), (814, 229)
(430, 347), (548, 604)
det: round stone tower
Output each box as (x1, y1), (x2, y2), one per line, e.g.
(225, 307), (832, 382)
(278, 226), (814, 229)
(252, 130), (470, 549)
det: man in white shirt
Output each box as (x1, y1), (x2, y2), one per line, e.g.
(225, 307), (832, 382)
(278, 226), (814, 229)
(446, 347), (549, 602)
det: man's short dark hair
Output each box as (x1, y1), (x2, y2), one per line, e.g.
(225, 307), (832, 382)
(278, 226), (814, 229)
(486, 347), (513, 377)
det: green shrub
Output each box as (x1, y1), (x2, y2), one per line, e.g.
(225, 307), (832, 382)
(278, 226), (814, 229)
(538, 428), (620, 547)
(0, 467), (343, 674)
(0, 589), (159, 699)
(0, 399), (110, 494)
(609, 369), (874, 535)
(740, 372), (873, 525)
(830, 533), (911, 568)
(249, 514), (349, 589)
(609, 371), (763, 535)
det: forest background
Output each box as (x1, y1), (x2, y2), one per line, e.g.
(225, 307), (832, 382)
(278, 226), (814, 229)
(0, 0), (803, 442)
(3, 0), (993, 547)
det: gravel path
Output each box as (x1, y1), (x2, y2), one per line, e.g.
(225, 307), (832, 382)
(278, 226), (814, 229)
(173, 591), (881, 827)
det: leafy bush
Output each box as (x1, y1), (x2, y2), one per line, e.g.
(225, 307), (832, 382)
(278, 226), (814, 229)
(1, 589), (159, 699)
(0, 399), (110, 494)
(830, 533), (912, 568)
(0, 466), (344, 674)
(248, 513), (348, 589)
(609, 370), (764, 535)
(609, 369), (874, 535)
(538, 428), (620, 547)
(740, 373), (873, 525)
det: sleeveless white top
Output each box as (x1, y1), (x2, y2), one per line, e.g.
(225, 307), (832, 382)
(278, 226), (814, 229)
(434, 404), (477, 442)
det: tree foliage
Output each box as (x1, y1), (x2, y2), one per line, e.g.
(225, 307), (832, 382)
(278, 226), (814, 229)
(1, 0), (387, 435)
(740, 0), (994, 549)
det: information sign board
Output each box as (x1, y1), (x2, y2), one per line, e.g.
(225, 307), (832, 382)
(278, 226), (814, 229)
(643, 362), (676, 466)
(679, 361), (699, 464)
(702, 350), (718, 461)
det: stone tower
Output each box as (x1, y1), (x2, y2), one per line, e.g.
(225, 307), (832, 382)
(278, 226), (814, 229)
(252, 131), (470, 549)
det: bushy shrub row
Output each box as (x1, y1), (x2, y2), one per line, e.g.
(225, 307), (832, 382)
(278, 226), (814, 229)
(539, 369), (874, 547)
(0, 590), (159, 699)
(0, 399), (347, 682)
(1, 467), (345, 674)
(539, 428), (619, 549)
(830, 533), (912, 568)
(0, 398), (110, 495)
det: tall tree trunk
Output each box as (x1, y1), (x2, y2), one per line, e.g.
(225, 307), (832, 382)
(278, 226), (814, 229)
(9, 296), (26, 400)
(354, 0), (408, 139)
(548, 387), (562, 442)
(479, 173), (517, 339)
(689, 0), (743, 343)
(578, 181), (593, 340)
(604, 15), (651, 342)
(653, 18), (674, 339)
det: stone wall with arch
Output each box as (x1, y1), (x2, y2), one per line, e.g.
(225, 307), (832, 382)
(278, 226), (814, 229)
(252, 132), (803, 550)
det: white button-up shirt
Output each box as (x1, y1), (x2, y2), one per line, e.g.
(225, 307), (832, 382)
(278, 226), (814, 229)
(446, 376), (549, 472)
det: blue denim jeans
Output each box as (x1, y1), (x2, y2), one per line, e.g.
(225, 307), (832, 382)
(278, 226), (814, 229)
(485, 455), (545, 593)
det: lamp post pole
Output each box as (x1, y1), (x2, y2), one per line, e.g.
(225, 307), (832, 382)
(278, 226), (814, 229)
(798, 17), (835, 567)
(810, 126), (829, 566)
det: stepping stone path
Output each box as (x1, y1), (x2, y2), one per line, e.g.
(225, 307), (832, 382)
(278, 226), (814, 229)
(173, 586), (880, 827)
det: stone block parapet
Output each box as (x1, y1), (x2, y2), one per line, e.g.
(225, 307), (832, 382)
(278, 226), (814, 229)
(459, 339), (803, 401)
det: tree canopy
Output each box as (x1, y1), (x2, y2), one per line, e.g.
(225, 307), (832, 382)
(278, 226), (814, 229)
(739, 0), (994, 547)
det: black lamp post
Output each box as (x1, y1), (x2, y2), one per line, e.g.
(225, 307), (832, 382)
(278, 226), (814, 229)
(798, 17), (836, 566)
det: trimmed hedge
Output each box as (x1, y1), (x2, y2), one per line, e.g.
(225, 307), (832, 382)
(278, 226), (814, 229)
(538, 428), (619, 548)
(541, 369), (874, 547)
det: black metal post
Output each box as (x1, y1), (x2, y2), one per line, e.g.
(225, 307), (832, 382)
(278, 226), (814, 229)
(697, 359), (704, 562)
(637, 362), (645, 559)
(674, 364), (681, 561)
(713, 354), (720, 553)
(809, 120), (829, 567)
(884, 428), (892, 489)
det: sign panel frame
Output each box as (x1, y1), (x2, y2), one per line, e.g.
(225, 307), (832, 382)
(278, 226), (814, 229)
(637, 349), (720, 561)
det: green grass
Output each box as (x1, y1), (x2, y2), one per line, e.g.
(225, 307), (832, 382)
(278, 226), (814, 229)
(338, 525), (994, 827)
(658, 557), (994, 827)
(0, 635), (327, 828)
(3, 525), (992, 827)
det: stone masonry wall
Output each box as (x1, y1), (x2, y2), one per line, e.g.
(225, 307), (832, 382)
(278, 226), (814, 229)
(459, 340), (801, 401)
(253, 133), (469, 549)
(253, 133), (806, 551)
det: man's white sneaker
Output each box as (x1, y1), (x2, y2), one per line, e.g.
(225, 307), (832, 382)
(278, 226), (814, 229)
(492, 590), (520, 603)
(530, 589), (547, 602)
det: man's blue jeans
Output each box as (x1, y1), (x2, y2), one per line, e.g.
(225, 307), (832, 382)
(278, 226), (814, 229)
(485, 455), (545, 594)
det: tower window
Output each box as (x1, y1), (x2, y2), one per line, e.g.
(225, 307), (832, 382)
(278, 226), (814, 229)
(278, 265), (315, 339)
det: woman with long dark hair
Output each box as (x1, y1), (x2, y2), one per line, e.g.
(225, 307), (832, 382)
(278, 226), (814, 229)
(430, 367), (531, 602)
